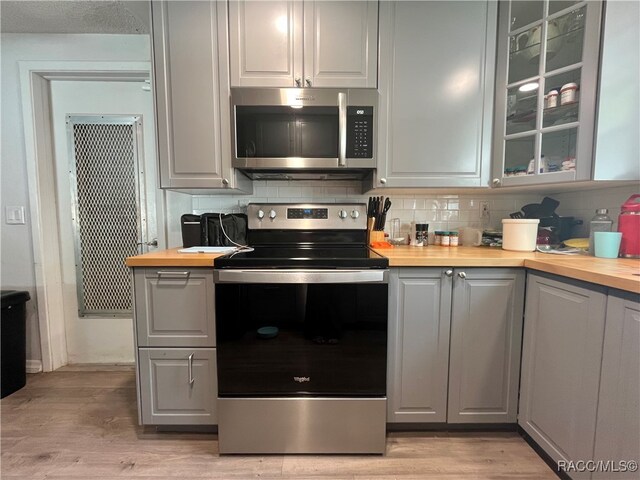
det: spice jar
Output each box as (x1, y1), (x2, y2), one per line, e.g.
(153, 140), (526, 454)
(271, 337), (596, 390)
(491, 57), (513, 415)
(434, 231), (443, 245)
(450, 231), (459, 247)
(546, 89), (559, 108)
(560, 82), (577, 105)
(441, 231), (451, 247)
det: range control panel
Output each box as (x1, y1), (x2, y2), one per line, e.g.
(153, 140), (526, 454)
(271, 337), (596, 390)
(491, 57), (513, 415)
(248, 203), (367, 230)
(346, 106), (373, 158)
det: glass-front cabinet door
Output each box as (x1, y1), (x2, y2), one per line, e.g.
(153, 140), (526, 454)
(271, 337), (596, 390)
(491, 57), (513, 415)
(492, 0), (603, 187)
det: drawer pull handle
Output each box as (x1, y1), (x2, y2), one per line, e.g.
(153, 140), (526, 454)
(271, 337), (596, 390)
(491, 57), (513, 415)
(157, 271), (190, 278)
(188, 353), (195, 386)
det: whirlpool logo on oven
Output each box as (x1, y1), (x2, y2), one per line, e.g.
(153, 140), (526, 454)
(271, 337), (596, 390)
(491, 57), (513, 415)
(293, 376), (310, 383)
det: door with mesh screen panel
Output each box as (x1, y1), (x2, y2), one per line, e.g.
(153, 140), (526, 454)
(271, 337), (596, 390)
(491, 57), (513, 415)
(67, 115), (146, 317)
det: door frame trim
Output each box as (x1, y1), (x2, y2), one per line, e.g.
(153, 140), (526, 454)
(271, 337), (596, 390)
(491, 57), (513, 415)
(19, 61), (152, 371)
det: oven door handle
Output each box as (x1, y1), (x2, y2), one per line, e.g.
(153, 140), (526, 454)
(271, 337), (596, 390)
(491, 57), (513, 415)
(214, 269), (388, 284)
(338, 92), (347, 167)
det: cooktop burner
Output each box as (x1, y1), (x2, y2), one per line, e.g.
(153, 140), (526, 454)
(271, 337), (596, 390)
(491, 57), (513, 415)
(214, 203), (389, 270)
(215, 246), (388, 269)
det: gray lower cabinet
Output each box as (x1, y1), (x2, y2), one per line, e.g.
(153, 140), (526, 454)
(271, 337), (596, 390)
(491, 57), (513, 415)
(519, 273), (607, 479)
(593, 291), (640, 479)
(138, 348), (217, 425)
(387, 268), (452, 423)
(132, 267), (217, 426)
(134, 268), (215, 348)
(448, 269), (525, 423)
(388, 267), (525, 424)
(375, 1), (496, 188)
(151, 1), (251, 191)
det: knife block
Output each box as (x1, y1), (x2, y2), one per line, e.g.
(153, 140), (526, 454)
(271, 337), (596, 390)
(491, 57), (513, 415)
(368, 230), (385, 245)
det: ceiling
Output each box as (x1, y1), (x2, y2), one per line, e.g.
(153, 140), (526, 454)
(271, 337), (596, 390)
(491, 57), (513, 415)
(0, 1), (149, 34)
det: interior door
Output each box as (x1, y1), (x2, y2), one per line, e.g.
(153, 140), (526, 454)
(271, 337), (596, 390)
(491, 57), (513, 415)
(50, 80), (159, 364)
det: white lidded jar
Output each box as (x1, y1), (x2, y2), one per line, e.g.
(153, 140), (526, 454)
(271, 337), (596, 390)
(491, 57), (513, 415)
(501, 219), (540, 251)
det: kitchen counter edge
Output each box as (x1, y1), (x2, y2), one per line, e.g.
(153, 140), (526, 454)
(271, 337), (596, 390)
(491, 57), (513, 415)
(125, 247), (640, 294)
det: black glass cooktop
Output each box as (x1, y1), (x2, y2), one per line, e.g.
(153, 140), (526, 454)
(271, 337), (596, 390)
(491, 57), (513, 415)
(214, 246), (388, 269)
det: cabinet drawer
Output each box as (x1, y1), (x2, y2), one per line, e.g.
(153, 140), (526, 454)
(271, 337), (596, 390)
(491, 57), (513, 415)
(138, 348), (217, 425)
(134, 268), (215, 347)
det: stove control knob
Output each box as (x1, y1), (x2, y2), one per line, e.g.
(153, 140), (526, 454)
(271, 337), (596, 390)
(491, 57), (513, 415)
(257, 209), (265, 219)
(338, 210), (348, 219)
(350, 210), (360, 219)
(268, 209), (277, 220)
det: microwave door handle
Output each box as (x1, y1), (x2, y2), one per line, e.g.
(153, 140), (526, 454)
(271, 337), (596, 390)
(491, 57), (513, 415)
(338, 92), (347, 167)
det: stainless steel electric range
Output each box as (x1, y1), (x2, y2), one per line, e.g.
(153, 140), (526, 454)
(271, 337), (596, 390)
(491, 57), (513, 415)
(214, 203), (389, 454)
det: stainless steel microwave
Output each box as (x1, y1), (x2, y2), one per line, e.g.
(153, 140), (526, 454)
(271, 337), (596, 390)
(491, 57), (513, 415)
(231, 88), (377, 179)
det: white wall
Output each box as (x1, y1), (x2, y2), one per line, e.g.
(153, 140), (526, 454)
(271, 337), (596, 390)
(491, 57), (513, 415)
(0, 34), (151, 364)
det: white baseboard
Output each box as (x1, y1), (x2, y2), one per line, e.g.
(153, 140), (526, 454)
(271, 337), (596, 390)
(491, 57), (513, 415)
(26, 359), (43, 373)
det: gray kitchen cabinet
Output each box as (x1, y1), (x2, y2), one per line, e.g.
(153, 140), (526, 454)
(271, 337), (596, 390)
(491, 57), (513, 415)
(138, 348), (217, 425)
(228, 0), (378, 88)
(375, 1), (496, 188)
(492, 1), (604, 187)
(387, 268), (452, 423)
(447, 268), (525, 423)
(388, 267), (525, 424)
(519, 273), (607, 478)
(132, 267), (217, 426)
(134, 268), (215, 348)
(593, 291), (640, 479)
(151, 1), (251, 191)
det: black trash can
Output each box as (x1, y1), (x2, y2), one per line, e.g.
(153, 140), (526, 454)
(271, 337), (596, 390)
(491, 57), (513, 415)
(1, 290), (30, 398)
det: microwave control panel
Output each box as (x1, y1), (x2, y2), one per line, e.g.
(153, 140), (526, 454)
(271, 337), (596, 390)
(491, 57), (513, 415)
(346, 106), (373, 158)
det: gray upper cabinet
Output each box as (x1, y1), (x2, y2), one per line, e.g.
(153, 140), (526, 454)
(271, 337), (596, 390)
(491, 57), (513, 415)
(448, 269), (525, 424)
(519, 273), (607, 477)
(228, 0), (378, 88)
(387, 268), (452, 423)
(138, 348), (217, 425)
(375, 1), (496, 188)
(151, 1), (251, 191)
(134, 268), (215, 348)
(593, 291), (640, 479)
(492, 0), (603, 188)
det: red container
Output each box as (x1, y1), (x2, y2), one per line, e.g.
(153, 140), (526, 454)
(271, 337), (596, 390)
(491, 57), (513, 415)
(618, 194), (640, 258)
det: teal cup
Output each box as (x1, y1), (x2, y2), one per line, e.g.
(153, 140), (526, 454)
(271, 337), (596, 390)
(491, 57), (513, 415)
(593, 231), (622, 258)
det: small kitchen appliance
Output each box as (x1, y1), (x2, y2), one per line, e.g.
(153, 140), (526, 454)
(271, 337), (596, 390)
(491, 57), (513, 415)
(618, 194), (640, 258)
(214, 203), (388, 454)
(231, 88), (377, 179)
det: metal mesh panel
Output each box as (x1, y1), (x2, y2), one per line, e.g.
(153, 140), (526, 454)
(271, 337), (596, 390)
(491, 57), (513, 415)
(71, 121), (140, 315)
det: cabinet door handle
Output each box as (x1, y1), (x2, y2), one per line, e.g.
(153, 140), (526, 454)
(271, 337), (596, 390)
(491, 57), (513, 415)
(295, 77), (301, 87)
(188, 353), (195, 386)
(157, 271), (190, 278)
(444, 269), (454, 277)
(492, 178), (501, 187)
(305, 78), (312, 87)
(458, 271), (467, 279)
(379, 177), (387, 185)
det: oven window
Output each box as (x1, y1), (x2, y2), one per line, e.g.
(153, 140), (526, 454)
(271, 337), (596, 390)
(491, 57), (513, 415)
(235, 106), (339, 158)
(216, 283), (387, 397)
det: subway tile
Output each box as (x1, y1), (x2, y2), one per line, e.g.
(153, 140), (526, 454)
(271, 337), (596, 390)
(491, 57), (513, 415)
(424, 198), (447, 210)
(459, 210), (480, 222)
(324, 186), (348, 197)
(255, 186), (279, 197)
(447, 199), (460, 210)
(278, 186), (302, 197)
(438, 210), (459, 222)
(403, 199), (417, 210)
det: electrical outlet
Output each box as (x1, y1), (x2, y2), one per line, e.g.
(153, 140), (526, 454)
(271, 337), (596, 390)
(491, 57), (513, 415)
(480, 201), (490, 223)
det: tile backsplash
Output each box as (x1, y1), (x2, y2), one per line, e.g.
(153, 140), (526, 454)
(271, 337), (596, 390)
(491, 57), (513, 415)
(549, 184), (639, 237)
(191, 181), (543, 238)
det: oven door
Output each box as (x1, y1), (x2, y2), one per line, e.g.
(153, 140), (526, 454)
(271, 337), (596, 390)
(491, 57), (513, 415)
(215, 269), (388, 398)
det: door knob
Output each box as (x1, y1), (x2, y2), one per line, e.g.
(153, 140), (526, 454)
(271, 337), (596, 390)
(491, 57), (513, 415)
(379, 178), (387, 185)
(458, 271), (467, 279)
(492, 178), (501, 187)
(444, 269), (453, 277)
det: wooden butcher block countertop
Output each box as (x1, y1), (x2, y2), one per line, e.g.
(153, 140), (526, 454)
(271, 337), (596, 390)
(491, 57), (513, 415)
(376, 246), (640, 294)
(126, 246), (640, 293)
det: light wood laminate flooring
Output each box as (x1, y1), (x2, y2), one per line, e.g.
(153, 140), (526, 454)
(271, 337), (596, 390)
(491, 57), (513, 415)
(1, 366), (556, 479)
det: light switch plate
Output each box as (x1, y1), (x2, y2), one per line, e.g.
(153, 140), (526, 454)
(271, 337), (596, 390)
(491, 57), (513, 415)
(5, 206), (26, 225)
